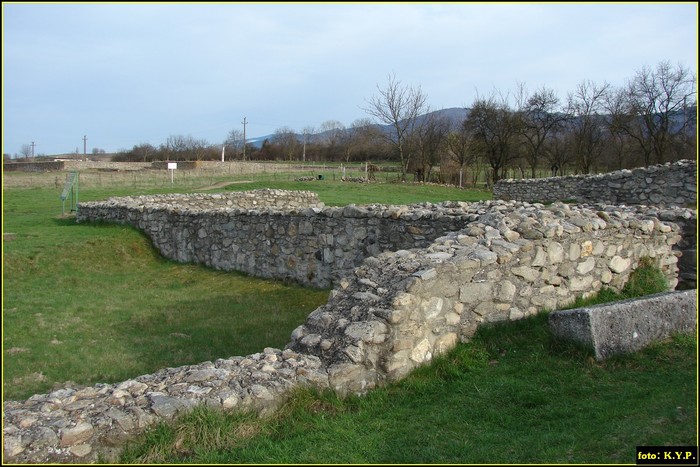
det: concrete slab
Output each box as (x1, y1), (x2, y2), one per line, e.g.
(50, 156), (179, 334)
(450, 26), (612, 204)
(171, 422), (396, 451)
(548, 290), (697, 360)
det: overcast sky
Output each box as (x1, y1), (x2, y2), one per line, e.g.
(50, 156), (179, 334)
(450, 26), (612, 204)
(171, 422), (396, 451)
(3, 2), (697, 156)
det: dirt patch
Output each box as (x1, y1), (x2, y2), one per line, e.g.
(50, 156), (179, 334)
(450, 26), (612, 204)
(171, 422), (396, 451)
(169, 333), (191, 339)
(12, 372), (47, 386)
(4, 232), (16, 242)
(6, 347), (29, 355)
(197, 180), (253, 191)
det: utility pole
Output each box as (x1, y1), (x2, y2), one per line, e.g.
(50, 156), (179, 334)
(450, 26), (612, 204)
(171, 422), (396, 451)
(241, 117), (247, 161)
(31, 141), (35, 158)
(83, 135), (88, 157)
(302, 129), (307, 163)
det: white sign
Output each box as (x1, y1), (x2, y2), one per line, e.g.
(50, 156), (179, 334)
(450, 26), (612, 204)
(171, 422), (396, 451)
(167, 162), (177, 170)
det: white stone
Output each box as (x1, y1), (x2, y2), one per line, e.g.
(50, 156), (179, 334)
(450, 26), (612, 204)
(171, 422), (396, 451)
(68, 444), (92, 457)
(576, 257), (596, 275)
(547, 242), (564, 263)
(420, 297), (444, 319)
(434, 333), (457, 355)
(445, 312), (461, 325)
(410, 339), (433, 363)
(609, 256), (631, 273)
(570, 275), (594, 292)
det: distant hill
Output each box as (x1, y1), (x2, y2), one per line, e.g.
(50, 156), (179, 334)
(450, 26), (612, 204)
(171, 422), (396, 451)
(246, 107), (471, 148)
(245, 104), (696, 148)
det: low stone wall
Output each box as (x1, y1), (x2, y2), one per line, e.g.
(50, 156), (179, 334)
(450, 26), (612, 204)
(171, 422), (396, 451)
(3, 161), (66, 172)
(3, 349), (331, 463)
(64, 161), (152, 171)
(4, 191), (686, 463)
(494, 161), (697, 288)
(150, 161), (200, 170)
(646, 206), (696, 290)
(287, 200), (682, 392)
(549, 290), (696, 360)
(493, 160), (696, 207)
(76, 190), (477, 288)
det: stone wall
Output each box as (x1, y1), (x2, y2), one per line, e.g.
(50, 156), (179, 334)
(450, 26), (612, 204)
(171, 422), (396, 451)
(494, 161), (697, 288)
(4, 191), (688, 463)
(493, 160), (696, 207)
(150, 161), (201, 170)
(3, 161), (66, 172)
(76, 190), (476, 288)
(287, 200), (683, 393)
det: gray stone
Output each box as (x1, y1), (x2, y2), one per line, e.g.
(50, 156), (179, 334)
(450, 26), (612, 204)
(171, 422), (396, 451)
(460, 282), (493, 302)
(344, 321), (389, 344)
(549, 290), (696, 360)
(69, 444), (92, 457)
(60, 422), (94, 447)
(496, 281), (517, 302)
(413, 268), (437, 280)
(547, 242), (564, 264)
(149, 394), (189, 419)
(511, 266), (540, 283)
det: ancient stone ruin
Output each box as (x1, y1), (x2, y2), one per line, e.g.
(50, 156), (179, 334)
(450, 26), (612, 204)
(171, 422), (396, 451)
(4, 171), (696, 462)
(494, 159), (696, 207)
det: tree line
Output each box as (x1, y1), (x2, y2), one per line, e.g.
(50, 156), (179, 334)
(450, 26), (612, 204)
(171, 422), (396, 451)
(112, 60), (696, 185)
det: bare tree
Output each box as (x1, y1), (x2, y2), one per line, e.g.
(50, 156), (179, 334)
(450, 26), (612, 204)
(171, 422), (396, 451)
(566, 80), (611, 174)
(132, 143), (157, 162)
(319, 120), (344, 146)
(225, 129), (244, 160)
(447, 117), (477, 188)
(364, 73), (428, 181)
(338, 118), (383, 163)
(519, 86), (567, 177)
(623, 61), (697, 164)
(19, 144), (32, 159)
(319, 120), (345, 161)
(603, 88), (638, 169)
(163, 134), (210, 160)
(544, 128), (575, 176)
(413, 112), (450, 182)
(465, 92), (521, 185)
(273, 127), (299, 161)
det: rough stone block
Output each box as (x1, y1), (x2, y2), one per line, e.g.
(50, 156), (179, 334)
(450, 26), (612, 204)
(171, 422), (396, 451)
(548, 290), (696, 360)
